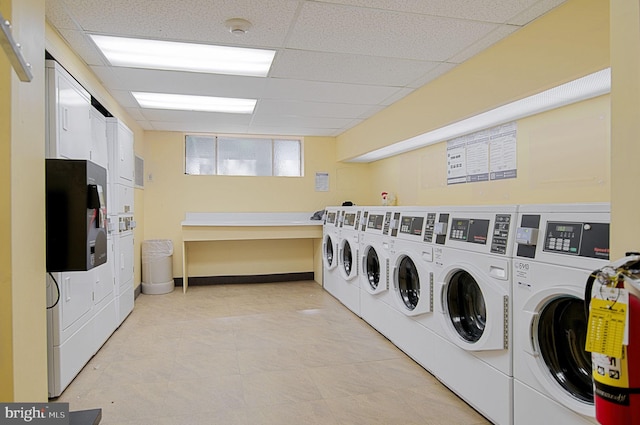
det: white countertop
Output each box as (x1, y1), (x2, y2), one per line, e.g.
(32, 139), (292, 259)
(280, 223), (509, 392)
(181, 212), (322, 227)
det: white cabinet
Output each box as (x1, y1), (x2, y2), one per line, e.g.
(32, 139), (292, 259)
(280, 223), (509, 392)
(90, 107), (109, 169)
(45, 61), (91, 160)
(107, 118), (135, 185)
(45, 61), (135, 398)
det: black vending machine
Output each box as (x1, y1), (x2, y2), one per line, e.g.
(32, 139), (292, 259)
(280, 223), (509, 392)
(46, 159), (108, 272)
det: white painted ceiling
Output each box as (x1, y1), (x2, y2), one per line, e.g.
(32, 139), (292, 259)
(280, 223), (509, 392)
(46, 0), (565, 137)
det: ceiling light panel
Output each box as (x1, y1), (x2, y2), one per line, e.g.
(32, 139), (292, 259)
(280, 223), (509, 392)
(90, 34), (275, 77)
(132, 92), (257, 114)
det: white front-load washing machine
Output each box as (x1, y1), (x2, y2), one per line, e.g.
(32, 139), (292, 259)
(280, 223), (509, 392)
(512, 203), (610, 425)
(384, 207), (444, 374)
(359, 207), (396, 331)
(336, 206), (362, 315)
(433, 205), (518, 425)
(322, 206), (342, 300)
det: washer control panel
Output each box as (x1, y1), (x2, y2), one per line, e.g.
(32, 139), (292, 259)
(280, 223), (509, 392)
(399, 215), (424, 236)
(490, 214), (512, 255)
(542, 221), (609, 259)
(449, 218), (489, 244)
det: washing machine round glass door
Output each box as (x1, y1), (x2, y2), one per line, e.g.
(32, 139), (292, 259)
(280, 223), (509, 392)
(324, 235), (336, 269)
(396, 255), (419, 310)
(536, 296), (592, 404)
(364, 246), (380, 291)
(340, 239), (356, 279)
(446, 270), (486, 343)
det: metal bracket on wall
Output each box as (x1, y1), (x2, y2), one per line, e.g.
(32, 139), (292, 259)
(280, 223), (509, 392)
(0, 12), (33, 82)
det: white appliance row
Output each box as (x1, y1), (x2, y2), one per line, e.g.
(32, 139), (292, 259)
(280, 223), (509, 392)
(45, 60), (135, 398)
(322, 203), (611, 425)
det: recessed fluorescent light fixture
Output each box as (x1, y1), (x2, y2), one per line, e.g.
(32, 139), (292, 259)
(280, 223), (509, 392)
(132, 92), (257, 114)
(348, 68), (611, 163)
(90, 34), (275, 77)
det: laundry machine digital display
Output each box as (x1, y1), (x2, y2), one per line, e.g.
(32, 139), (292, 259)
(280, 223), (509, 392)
(399, 216), (424, 236)
(343, 212), (359, 227)
(367, 214), (385, 231)
(326, 212), (336, 225)
(543, 221), (610, 258)
(449, 218), (489, 244)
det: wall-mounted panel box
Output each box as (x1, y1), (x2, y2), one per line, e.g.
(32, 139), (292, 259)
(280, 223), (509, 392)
(46, 159), (108, 272)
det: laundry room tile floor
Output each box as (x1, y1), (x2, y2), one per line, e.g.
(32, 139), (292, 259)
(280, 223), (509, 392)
(55, 281), (491, 425)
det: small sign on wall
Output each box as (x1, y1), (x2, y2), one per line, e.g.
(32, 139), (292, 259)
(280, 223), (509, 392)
(315, 172), (329, 191)
(447, 122), (517, 185)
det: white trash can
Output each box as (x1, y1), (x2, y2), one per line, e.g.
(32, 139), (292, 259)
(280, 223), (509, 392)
(141, 239), (174, 295)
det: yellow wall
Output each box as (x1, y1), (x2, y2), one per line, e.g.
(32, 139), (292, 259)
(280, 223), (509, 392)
(367, 95), (610, 206)
(0, 0), (48, 401)
(337, 0), (609, 163)
(143, 132), (370, 277)
(610, 0), (640, 259)
(45, 24), (146, 288)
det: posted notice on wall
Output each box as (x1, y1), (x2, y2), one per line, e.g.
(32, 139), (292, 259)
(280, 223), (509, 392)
(447, 122), (517, 185)
(315, 172), (329, 192)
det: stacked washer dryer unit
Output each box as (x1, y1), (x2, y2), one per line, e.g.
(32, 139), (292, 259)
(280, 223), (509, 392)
(322, 206), (342, 300)
(336, 206), (363, 315)
(358, 207), (397, 332)
(432, 205), (518, 425)
(512, 203), (610, 425)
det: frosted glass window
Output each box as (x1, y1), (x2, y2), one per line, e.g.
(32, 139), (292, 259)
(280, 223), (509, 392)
(217, 137), (272, 176)
(274, 139), (301, 176)
(185, 135), (215, 175)
(184, 135), (302, 176)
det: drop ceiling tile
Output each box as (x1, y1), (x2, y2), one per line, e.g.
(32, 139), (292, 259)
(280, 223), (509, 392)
(46, 1), (81, 30)
(107, 90), (140, 109)
(287, 2), (499, 61)
(378, 87), (415, 106)
(507, 0), (566, 25)
(407, 62), (458, 88)
(55, 29), (107, 67)
(250, 113), (354, 129)
(255, 99), (377, 119)
(56, 0), (297, 47)
(150, 120), (250, 133)
(123, 108), (146, 121)
(316, 0), (546, 23)
(140, 109), (254, 126)
(271, 49), (440, 87)
(264, 79), (400, 105)
(89, 66), (268, 98)
(247, 125), (340, 137)
(447, 24), (520, 63)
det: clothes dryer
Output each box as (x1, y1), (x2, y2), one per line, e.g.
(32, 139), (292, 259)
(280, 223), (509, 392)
(322, 206), (342, 300)
(432, 205), (518, 425)
(512, 203), (610, 425)
(336, 206), (362, 315)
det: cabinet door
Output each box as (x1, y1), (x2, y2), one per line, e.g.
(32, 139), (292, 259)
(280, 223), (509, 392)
(90, 107), (109, 169)
(117, 123), (135, 184)
(93, 238), (114, 306)
(47, 63), (91, 160)
(107, 118), (135, 185)
(59, 272), (94, 333)
(118, 232), (134, 290)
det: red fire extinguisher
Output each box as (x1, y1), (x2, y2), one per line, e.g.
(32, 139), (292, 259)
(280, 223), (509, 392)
(585, 253), (640, 425)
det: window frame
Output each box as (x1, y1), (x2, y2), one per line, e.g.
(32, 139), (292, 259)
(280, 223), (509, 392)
(184, 133), (304, 177)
